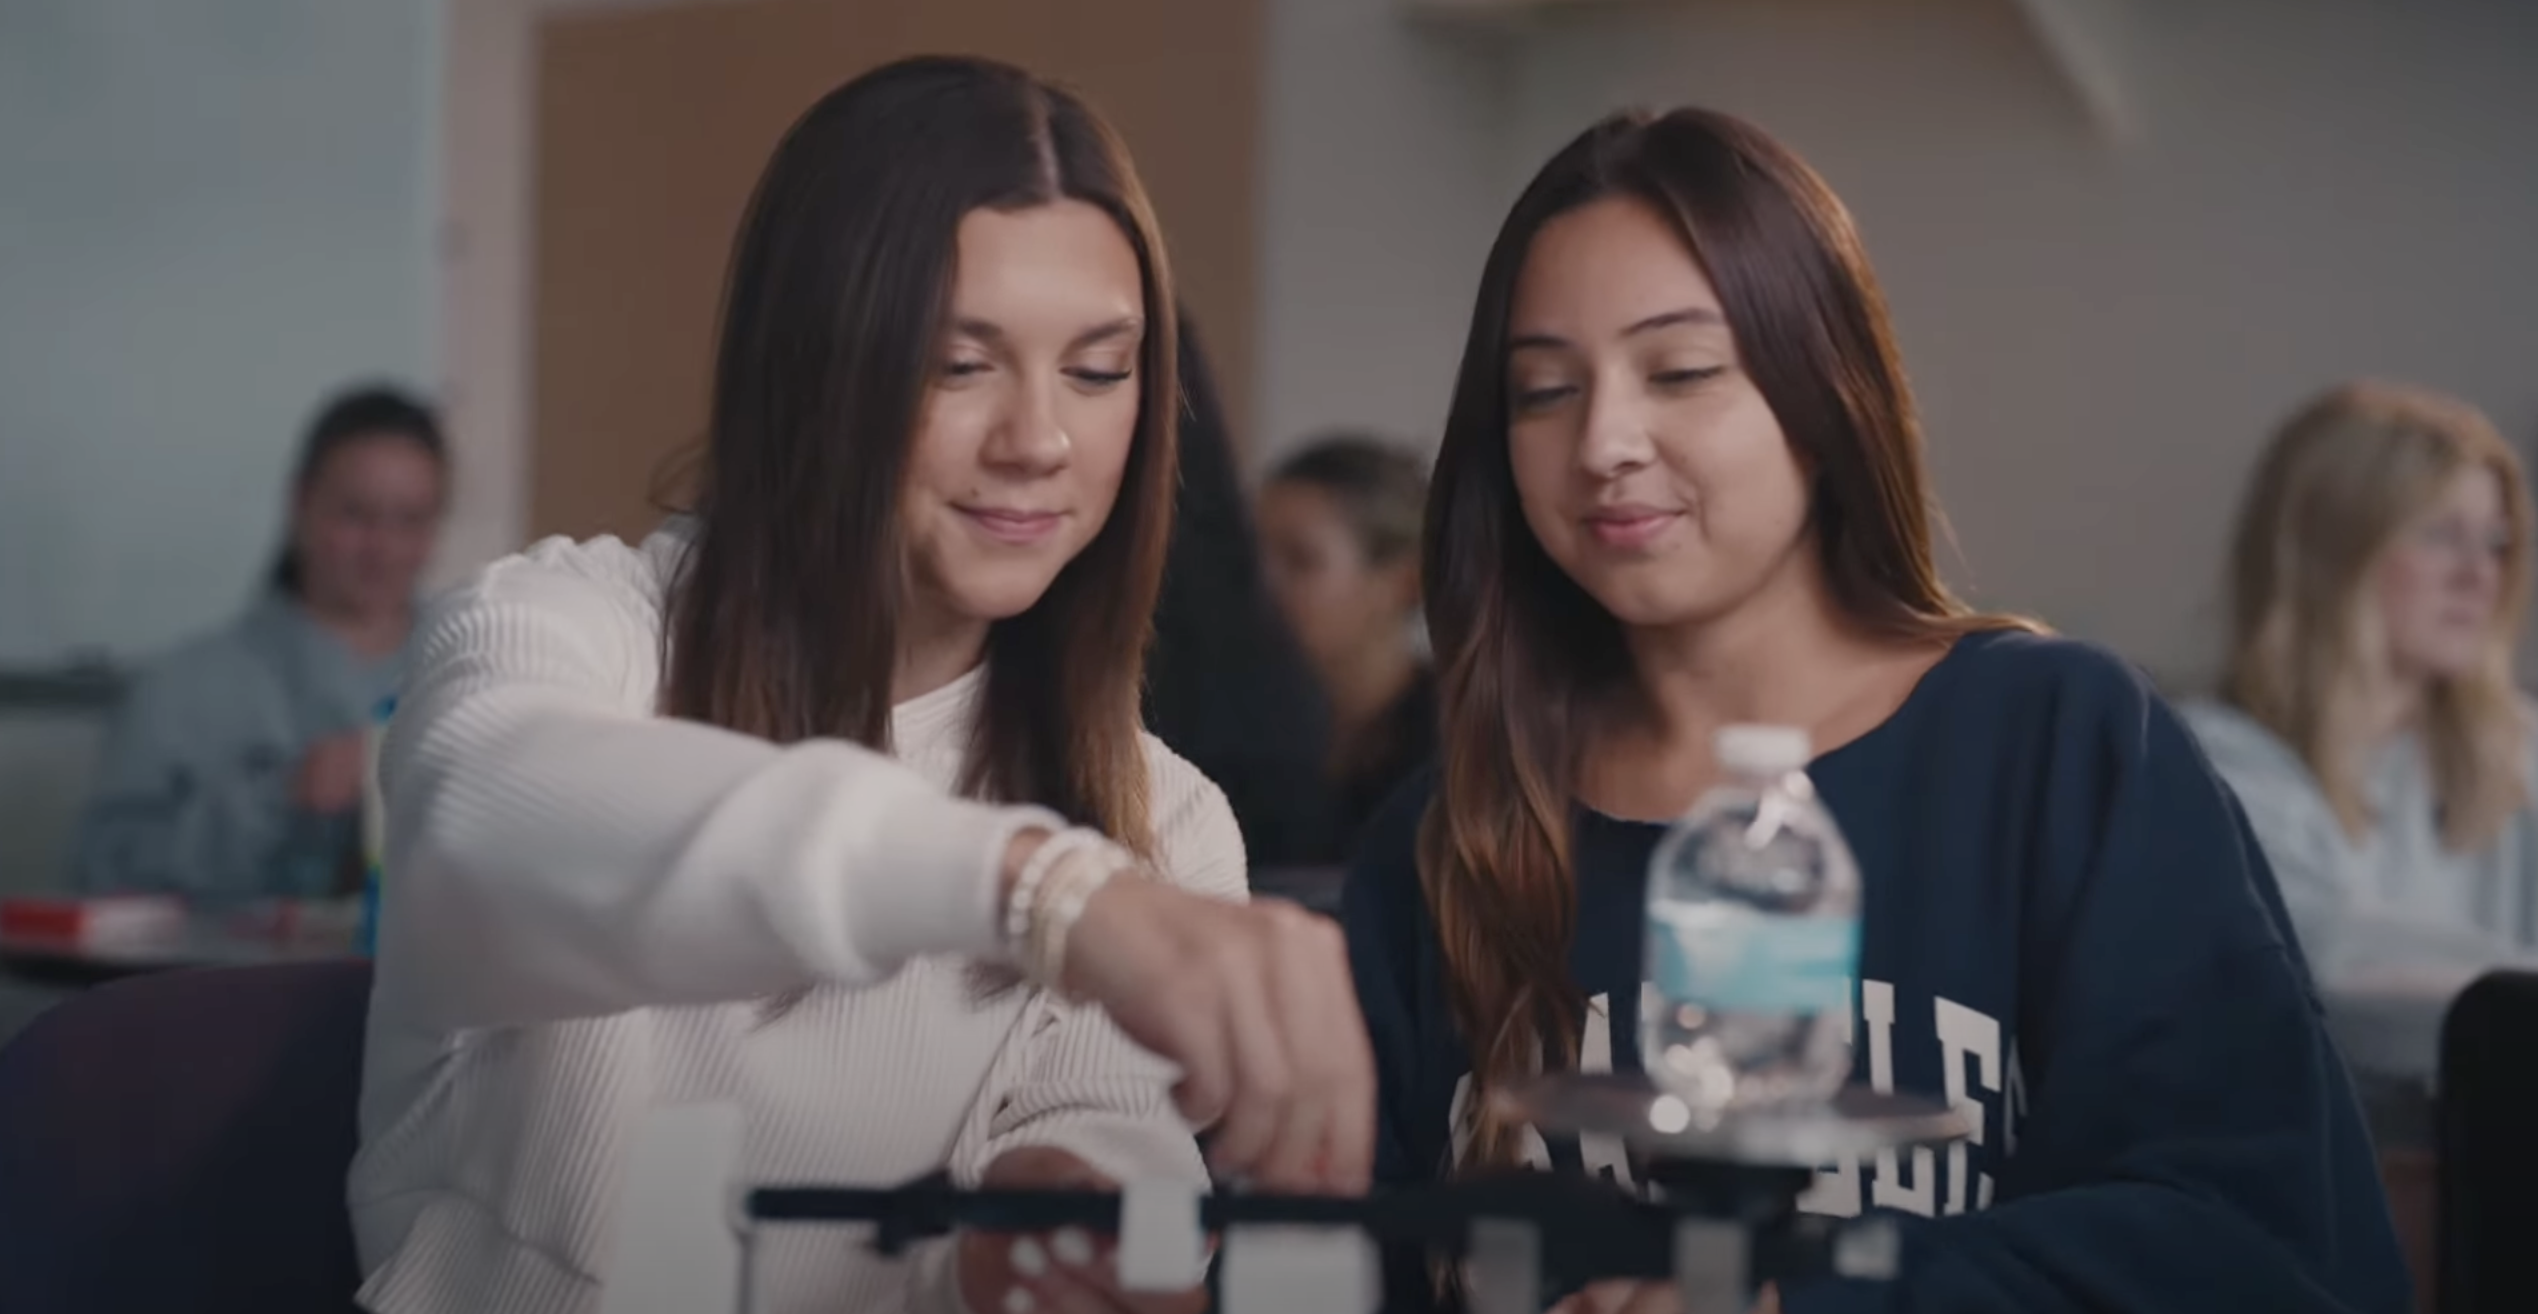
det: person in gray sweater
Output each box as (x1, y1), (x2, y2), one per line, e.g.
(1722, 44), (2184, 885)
(73, 386), (446, 902)
(2184, 382), (2538, 1029)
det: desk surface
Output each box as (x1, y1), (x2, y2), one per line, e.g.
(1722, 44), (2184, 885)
(0, 900), (359, 987)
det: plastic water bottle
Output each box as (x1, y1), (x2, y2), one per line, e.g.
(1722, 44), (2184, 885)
(1640, 724), (1861, 1116)
(356, 694), (396, 956)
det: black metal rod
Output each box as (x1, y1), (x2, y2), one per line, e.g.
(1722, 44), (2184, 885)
(738, 1169), (1845, 1291)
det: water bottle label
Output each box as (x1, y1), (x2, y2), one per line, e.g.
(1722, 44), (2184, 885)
(1649, 907), (1858, 1013)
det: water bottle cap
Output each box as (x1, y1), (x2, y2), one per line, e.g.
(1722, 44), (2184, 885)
(1715, 723), (1811, 774)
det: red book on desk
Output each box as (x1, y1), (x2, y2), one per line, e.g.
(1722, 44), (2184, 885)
(0, 896), (186, 946)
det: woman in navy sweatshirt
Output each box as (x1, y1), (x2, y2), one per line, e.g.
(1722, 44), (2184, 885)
(1341, 106), (2410, 1313)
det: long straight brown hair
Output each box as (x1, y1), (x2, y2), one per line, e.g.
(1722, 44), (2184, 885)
(1421, 108), (2028, 1173)
(664, 56), (1178, 851)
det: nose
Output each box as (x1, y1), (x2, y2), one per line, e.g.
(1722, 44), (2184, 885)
(981, 372), (1072, 476)
(1575, 372), (1655, 480)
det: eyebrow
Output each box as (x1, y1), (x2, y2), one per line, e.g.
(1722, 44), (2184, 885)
(950, 315), (1145, 351)
(1507, 306), (1725, 352)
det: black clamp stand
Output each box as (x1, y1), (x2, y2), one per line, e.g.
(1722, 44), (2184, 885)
(705, 1077), (1963, 1312)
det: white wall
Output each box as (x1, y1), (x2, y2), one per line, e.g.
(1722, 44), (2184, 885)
(434, 0), (539, 590)
(0, 0), (444, 667)
(1252, 0), (1512, 464)
(1256, 0), (2538, 688)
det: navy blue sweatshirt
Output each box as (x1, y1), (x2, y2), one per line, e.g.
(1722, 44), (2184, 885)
(1342, 631), (2411, 1313)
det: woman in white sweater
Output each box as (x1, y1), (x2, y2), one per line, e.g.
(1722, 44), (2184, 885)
(2183, 382), (2538, 1039)
(352, 56), (1371, 1314)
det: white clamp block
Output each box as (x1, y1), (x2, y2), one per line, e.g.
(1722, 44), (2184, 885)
(1672, 1218), (1747, 1314)
(1219, 1224), (1379, 1314)
(1833, 1216), (1902, 1280)
(1465, 1218), (1542, 1314)
(598, 1102), (746, 1314)
(1116, 1180), (1207, 1292)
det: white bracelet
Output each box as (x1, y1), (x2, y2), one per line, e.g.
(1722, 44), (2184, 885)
(1003, 828), (1105, 959)
(1024, 840), (1132, 997)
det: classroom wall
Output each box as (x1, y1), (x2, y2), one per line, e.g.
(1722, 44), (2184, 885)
(0, 0), (444, 668)
(1253, 0), (2538, 689)
(0, 0), (443, 896)
(1250, 0), (1508, 467)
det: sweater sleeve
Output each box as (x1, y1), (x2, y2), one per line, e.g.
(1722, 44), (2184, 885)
(1785, 692), (2413, 1314)
(907, 750), (1248, 1314)
(968, 751), (1248, 1182)
(373, 540), (1058, 1033)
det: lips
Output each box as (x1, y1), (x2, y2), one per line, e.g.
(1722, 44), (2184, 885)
(1584, 506), (1683, 549)
(958, 506), (1065, 545)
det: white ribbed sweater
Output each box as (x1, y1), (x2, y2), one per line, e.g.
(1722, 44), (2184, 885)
(349, 528), (1246, 1314)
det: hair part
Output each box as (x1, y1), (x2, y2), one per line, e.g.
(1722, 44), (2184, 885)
(662, 55), (1178, 853)
(1418, 106), (2035, 1179)
(270, 384), (447, 595)
(2221, 380), (2532, 850)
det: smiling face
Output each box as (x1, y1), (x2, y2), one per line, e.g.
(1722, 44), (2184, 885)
(898, 199), (1147, 643)
(1503, 195), (1813, 632)
(291, 433), (445, 622)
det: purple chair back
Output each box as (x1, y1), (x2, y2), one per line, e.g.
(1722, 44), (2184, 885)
(0, 959), (372, 1314)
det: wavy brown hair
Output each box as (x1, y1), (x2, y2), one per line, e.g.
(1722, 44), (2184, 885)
(1421, 107), (2030, 1173)
(2221, 381), (2532, 850)
(663, 55), (1177, 851)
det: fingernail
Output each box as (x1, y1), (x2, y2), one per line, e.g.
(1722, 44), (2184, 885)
(1009, 1237), (1048, 1277)
(1051, 1227), (1095, 1267)
(1002, 1286), (1036, 1314)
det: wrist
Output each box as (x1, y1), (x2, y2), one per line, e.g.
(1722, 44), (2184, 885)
(1052, 876), (1144, 998)
(997, 829), (1052, 917)
(998, 826), (1134, 996)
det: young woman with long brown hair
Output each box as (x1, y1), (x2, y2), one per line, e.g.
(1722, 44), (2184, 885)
(353, 57), (1370, 1314)
(1342, 108), (2407, 1313)
(2186, 382), (2538, 1041)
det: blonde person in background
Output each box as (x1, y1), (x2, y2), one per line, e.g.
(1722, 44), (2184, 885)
(2185, 381), (2538, 1011)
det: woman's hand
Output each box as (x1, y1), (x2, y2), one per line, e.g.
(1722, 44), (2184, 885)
(957, 1146), (1208, 1314)
(293, 731), (369, 814)
(1546, 1280), (1782, 1314)
(1053, 871), (1376, 1194)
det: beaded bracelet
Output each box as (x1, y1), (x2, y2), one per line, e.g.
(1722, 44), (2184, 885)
(1002, 828), (1107, 959)
(1025, 838), (1134, 997)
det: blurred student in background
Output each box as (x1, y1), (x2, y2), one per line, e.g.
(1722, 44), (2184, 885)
(1143, 313), (1337, 867)
(74, 386), (445, 902)
(1258, 433), (1434, 858)
(2186, 381), (2538, 1000)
